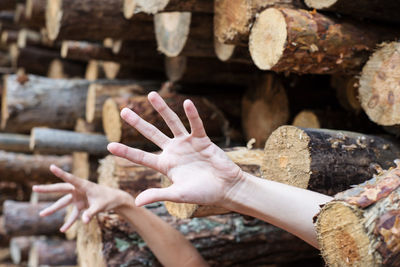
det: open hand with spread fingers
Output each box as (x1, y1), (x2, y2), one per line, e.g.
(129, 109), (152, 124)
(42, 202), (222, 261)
(32, 165), (133, 232)
(107, 91), (244, 208)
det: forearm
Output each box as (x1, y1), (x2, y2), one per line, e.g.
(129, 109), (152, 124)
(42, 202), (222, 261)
(116, 197), (208, 267)
(224, 172), (333, 248)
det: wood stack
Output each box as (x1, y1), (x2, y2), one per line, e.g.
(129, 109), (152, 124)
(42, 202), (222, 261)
(0, 0), (399, 266)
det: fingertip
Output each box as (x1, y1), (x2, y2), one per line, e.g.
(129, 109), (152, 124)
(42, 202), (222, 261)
(120, 108), (130, 119)
(148, 91), (158, 100)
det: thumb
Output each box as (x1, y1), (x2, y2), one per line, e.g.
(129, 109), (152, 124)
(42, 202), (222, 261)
(82, 205), (99, 224)
(135, 187), (178, 207)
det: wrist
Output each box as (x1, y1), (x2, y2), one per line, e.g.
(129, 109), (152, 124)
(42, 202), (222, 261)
(114, 191), (136, 214)
(221, 170), (252, 211)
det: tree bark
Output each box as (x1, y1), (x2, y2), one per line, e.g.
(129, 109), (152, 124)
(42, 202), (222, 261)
(242, 73), (289, 148)
(162, 147), (265, 218)
(214, 0), (304, 45)
(46, 0), (154, 41)
(98, 155), (163, 197)
(124, 0), (213, 18)
(86, 82), (157, 126)
(0, 133), (31, 153)
(358, 42), (400, 126)
(315, 161), (400, 266)
(2, 74), (90, 132)
(0, 0), (16, 11)
(28, 239), (77, 267)
(249, 7), (399, 74)
(102, 60), (165, 80)
(17, 29), (42, 48)
(3, 201), (66, 236)
(263, 126), (400, 195)
(30, 127), (109, 156)
(1, 30), (18, 45)
(25, 0), (46, 28)
(102, 92), (229, 145)
(0, 216), (9, 247)
(77, 204), (318, 267)
(305, 0), (400, 24)
(0, 151), (72, 184)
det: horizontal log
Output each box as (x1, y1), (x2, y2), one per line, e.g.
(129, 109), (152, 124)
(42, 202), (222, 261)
(249, 7), (399, 74)
(3, 201), (66, 236)
(331, 75), (361, 113)
(0, 133), (30, 153)
(25, 0), (45, 28)
(10, 236), (36, 264)
(263, 126), (400, 195)
(77, 204), (319, 266)
(0, 0), (16, 11)
(30, 127), (109, 156)
(214, 40), (252, 64)
(359, 42), (400, 126)
(315, 161), (400, 266)
(0, 151), (72, 184)
(305, 0), (400, 24)
(101, 60), (165, 80)
(17, 29), (42, 48)
(46, 0), (154, 41)
(28, 238), (77, 267)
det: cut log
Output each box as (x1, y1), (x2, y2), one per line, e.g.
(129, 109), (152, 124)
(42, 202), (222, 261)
(98, 155), (163, 197)
(30, 127), (109, 156)
(46, 0), (154, 41)
(3, 201), (66, 236)
(102, 92), (229, 145)
(305, 0), (400, 24)
(10, 236), (36, 264)
(162, 147), (265, 218)
(249, 7), (399, 74)
(102, 60), (165, 80)
(331, 75), (361, 113)
(125, 0), (213, 18)
(77, 203), (318, 267)
(28, 238), (77, 267)
(214, 39), (252, 64)
(17, 29), (42, 48)
(0, 216), (9, 246)
(1, 74), (90, 132)
(25, 0), (45, 28)
(0, 151), (72, 184)
(242, 73), (289, 148)
(214, 0), (304, 45)
(263, 126), (400, 195)
(86, 82), (158, 126)
(165, 56), (258, 85)
(154, 12), (213, 57)
(358, 42), (400, 126)
(0, 133), (31, 153)
(315, 161), (400, 266)
(1, 30), (18, 45)
(85, 60), (105, 81)
(47, 58), (86, 79)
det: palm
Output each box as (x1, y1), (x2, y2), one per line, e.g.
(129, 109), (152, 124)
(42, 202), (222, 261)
(108, 92), (243, 207)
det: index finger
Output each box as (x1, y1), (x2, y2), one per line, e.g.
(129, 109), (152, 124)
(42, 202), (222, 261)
(50, 165), (86, 189)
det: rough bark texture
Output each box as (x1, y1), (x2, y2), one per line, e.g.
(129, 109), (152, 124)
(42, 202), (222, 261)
(126, 0), (213, 17)
(30, 127), (109, 156)
(46, 0), (154, 41)
(98, 155), (163, 197)
(3, 201), (66, 236)
(28, 239), (77, 267)
(249, 7), (399, 74)
(214, 0), (304, 45)
(163, 147), (265, 218)
(2, 74), (90, 132)
(86, 82), (158, 126)
(242, 73), (289, 148)
(77, 203), (318, 267)
(315, 162), (400, 266)
(358, 42), (400, 126)
(102, 92), (229, 145)
(0, 151), (72, 184)
(0, 133), (31, 153)
(305, 0), (400, 24)
(263, 126), (400, 195)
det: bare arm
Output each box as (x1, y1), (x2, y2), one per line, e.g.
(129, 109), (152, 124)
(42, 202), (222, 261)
(107, 91), (333, 248)
(33, 166), (208, 267)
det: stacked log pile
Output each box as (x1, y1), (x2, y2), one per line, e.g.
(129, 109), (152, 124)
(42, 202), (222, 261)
(0, 0), (398, 266)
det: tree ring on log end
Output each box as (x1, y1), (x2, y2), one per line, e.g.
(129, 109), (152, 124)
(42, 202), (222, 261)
(154, 12), (191, 57)
(46, 0), (62, 41)
(103, 98), (122, 142)
(304, 0), (337, 9)
(123, 0), (136, 19)
(359, 42), (400, 126)
(262, 126), (311, 189)
(214, 38), (235, 62)
(249, 8), (287, 70)
(135, 0), (169, 14)
(316, 202), (375, 267)
(292, 110), (320, 128)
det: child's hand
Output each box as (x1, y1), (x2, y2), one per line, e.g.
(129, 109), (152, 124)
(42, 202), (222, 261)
(32, 165), (133, 232)
(107, 92), (244, 208)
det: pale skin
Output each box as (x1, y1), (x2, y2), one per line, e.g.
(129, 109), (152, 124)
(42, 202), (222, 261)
(34, 91), (333, 266)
